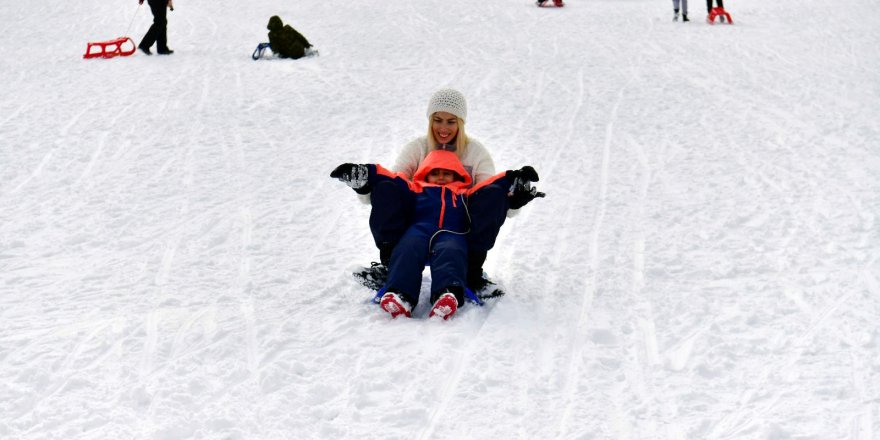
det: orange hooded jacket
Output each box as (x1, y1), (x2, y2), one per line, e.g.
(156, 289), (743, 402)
(373, 150), (505, 230)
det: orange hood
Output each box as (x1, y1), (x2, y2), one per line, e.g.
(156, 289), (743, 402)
(412, 150), (472, 190)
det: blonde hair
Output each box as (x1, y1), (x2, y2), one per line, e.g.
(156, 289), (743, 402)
(426, 115), (469, 158)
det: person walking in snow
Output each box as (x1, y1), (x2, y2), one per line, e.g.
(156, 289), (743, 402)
(673, 0), (690, 22)
(138, 0), (174, 55)
(332, 150), (543, 320)
(352, 88), (544, 296)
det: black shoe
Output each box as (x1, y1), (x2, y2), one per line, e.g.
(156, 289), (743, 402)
(683, 14), (690, 22)
(466, 274), (506, 301)
(378, 242), (395, 267)
(466, 250), (490, 290)
(138, 46), (152, 56)
(157, 48), (174, 55)
(467, 274), (494, 292)
(354, 262), (388, 291)
(467, 264), (497, 291)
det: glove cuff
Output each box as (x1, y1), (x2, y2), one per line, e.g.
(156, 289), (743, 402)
(354, 183), (372, 195)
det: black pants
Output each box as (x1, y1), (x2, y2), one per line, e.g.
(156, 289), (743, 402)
(369, 180), (415, 259)
(140, 0), (169, 51)
(706, 0), (724, 12)
(465, 183), (509, 252)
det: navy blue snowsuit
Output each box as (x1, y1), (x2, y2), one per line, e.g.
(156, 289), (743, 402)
(366, 151), (508, 307)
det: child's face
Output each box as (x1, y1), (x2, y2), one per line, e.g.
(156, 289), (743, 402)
(426, 168), (456, 185)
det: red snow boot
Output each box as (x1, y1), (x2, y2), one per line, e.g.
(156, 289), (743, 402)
(429, 292), (458, 320)
(553, 0), (565, 6)
(380, 292), (412, 318)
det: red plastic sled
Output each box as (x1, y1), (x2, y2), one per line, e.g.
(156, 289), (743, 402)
(707, 7), (733, 25)
(83, 37), (137, 59)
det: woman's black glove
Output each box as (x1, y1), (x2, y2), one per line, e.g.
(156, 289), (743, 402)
(330, 163), (371, 194)
(506, 166), (545, 209)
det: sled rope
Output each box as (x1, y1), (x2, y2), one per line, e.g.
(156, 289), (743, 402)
(124, 4), (142, 38)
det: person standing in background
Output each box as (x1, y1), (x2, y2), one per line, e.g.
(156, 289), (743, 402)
(673, 0), (690, 22)
(138, 0), (174, 55)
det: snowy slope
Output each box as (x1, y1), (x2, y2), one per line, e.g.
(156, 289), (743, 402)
(1, 0), (878, 439)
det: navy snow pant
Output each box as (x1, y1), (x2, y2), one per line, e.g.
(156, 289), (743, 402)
(385, 224), (468, 307)
(369, 180), (414, 263)
(466, 183), (509, 252)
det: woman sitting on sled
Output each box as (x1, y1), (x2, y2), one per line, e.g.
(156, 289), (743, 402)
(332, 150), (543, 320)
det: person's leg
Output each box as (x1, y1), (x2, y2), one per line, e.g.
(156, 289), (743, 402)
(466, 183), (509, 288)
(355, 180), (412, 290)
(428, 235), (468, 306)
(149, 0), (169, 52)
(385, 227), (431, 306)
(139, 1), (164, 51)
(467, 183), (508, 252)
(369, 180), (413, 265)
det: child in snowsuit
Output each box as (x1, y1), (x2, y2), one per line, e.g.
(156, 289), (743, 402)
(267, 16), (313, 59)
(332, 150), (542, 320)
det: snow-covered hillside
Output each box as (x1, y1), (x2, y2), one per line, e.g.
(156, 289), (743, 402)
(1, 0), (878, 439)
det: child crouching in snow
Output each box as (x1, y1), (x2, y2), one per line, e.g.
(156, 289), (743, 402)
(332, 150), (543, 320)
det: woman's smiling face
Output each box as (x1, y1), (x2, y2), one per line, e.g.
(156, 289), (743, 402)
(431, 111), (459, 145)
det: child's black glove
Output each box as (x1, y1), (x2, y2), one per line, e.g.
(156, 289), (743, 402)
(506, 166), (545, 209)
(330, 163), (371, 193)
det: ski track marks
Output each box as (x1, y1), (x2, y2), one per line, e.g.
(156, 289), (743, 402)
(1, 1), (879, 439)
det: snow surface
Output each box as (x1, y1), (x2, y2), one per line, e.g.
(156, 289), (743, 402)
(1, 0), (879, 439)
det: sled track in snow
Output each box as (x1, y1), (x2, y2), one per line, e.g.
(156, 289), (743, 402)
(553, 67), (614, 440)
(553, 16), (657, 437)
(416, 312), (494, 440)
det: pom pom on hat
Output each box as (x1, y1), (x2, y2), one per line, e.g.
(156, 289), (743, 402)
(426, 88), (467, 122)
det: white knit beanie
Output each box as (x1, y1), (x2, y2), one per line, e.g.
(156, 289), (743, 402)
(426, 88), (467, 122)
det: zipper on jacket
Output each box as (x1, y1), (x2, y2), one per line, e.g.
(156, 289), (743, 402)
(438, 186), (446, 229)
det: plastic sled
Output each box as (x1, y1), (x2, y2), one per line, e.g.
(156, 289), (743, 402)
(83, 36), (136, 59)
(707, 7), (733, 25)
(252, 42), (272, 60)
(253, 43), (319, 61)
